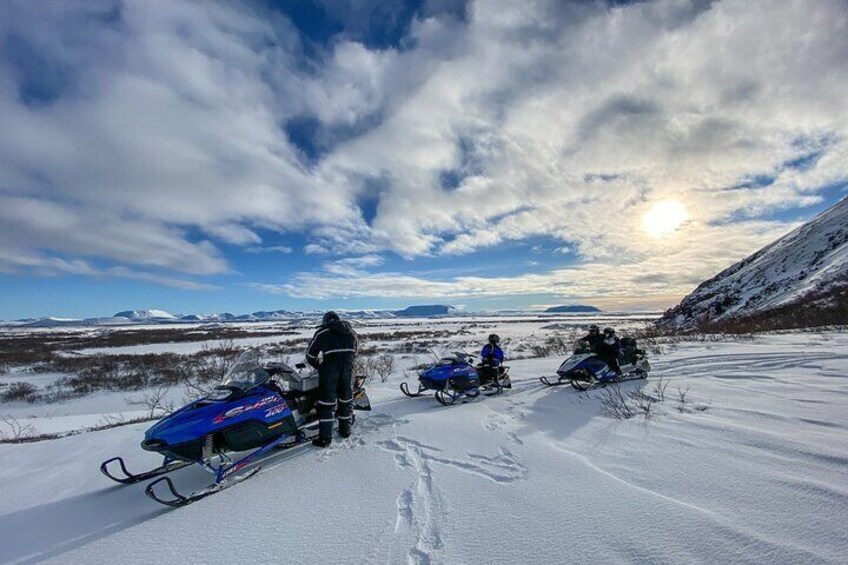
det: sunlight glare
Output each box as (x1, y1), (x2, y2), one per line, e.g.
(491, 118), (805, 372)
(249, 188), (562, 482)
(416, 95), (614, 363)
(642, 200), (688, 238)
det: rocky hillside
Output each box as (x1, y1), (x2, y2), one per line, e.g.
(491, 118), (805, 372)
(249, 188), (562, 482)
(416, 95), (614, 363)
(661, 197), (848, 331)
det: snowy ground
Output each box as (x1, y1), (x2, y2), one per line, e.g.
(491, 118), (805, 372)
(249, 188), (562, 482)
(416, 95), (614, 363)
(1, 328), (847, 564)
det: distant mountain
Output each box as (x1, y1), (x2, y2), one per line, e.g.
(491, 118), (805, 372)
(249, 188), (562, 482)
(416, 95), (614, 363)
(114, 309), (177, 320)
(393, 305), (457, 317)
(179, 313), (236, 322)
(661, 197), (848, 331)
(15, 316), (133, 328)
(342, 310), (397, 319)
(544, 305), (602, 313)
(2, 305), (463, 327)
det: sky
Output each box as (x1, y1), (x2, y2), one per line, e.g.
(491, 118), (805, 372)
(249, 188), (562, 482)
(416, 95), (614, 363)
(1, 0), (847, 319)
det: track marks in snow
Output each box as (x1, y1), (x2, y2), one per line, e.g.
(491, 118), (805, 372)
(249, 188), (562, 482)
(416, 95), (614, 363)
(316, 413), (410, 462)
(376, 434), (527, 564)
(377, 437), (446, 565)
(378, 436), (527, 485)
(482, 411), (524, 446)
(482, 413), (507, 431)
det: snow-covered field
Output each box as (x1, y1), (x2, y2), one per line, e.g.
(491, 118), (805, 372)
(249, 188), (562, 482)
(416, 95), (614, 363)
(1, 322), (847, 564)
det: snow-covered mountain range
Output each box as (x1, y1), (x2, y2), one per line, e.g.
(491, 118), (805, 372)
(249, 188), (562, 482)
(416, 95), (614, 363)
(2, 305), (465, 327)
(661, 196), (848, 330)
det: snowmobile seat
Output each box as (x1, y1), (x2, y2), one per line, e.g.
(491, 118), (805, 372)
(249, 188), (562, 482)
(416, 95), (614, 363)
(274, 365), (320, 392)
(620, 337), (642, 365)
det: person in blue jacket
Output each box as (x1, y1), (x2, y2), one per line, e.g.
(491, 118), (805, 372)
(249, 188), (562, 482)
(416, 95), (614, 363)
(481, 333), (504, 367)
(479, 334), (510, 388)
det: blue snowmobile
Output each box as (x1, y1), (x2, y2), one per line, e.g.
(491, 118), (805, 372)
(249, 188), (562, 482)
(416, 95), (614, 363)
(540, 338), (650, 390)
(400, 352), (510, 406)
(100, 349), (371, 507)
(398, 351), (477, 398)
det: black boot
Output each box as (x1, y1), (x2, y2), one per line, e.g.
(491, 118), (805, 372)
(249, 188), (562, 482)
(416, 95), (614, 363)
(338, 417), (352, 439)
(312, 437), (332, 448)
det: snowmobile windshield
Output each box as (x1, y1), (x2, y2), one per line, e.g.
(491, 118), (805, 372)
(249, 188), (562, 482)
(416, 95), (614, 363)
(221, 349), (272, 392)
(573, 340), (593, 354)
(438, 353), (473, 365)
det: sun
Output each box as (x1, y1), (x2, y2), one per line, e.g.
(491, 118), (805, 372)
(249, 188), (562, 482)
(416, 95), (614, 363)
(642, 200), (688, 238)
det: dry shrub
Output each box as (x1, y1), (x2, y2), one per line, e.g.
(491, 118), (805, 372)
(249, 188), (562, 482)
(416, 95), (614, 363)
(599, 377), (675, 420)
(530, 331), (579, 358)
(372, 354), (396, 382)
(0, 381), (39, 403)
(0, 415), (36, 441)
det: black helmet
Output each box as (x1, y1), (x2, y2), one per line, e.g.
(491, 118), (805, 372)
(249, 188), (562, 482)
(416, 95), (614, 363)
(488, 333), (501, 345)
(322, 311), (340, 326)
(603, 327), (615, 337)
(588, 324), (600, 334)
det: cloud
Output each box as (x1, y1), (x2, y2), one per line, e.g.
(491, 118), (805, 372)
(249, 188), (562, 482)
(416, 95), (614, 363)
(245, 245), (294, 254)
(0, 247), (216, 290)
(0, 0), (367, 281)
(1, 0), (847, 299)
(256, 218), (795, 300)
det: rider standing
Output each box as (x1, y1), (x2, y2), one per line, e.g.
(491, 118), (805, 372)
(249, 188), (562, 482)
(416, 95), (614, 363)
(306, 311), (358, 448)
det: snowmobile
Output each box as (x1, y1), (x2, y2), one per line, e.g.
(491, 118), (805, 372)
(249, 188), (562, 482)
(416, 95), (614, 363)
(398, 353), (454, 398)
(100, 349), (371, 507)
(409, 352), (511, 406)
(540, 338), (650, 391)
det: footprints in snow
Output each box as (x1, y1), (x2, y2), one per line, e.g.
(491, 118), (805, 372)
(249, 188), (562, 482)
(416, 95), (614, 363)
(483, 400), (526, 446)
(376, 435), (526, 565)
(483, 413), (507, 432)
(315, 413), (409, 461)
(377, 436), (528, 484)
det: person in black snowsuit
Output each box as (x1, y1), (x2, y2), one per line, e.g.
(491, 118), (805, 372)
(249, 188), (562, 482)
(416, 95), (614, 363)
(306, 311), (358, 448)
(578, 324), (604, 353)
(597, 327), (622, 375)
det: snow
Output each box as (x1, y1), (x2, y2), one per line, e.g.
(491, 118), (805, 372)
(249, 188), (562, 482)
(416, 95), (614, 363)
(1, 329), (847, 564)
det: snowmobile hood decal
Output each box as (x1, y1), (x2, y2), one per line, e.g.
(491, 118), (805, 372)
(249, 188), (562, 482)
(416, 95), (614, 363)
(144, 387), (292, 447)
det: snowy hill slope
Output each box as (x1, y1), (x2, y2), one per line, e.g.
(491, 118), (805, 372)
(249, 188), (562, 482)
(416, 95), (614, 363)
(662, 197), (848, 329)
(1, 334), (847, 564)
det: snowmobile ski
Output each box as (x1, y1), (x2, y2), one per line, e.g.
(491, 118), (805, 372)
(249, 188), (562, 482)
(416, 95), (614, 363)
(399, 381), (429, 398)
(569, 371), (647, 391)
(100, 457), (192, 485)
(434, 378), (509, 406)
(144, 428), (320, 507)
(539, 375), (568, 386)
(145, 467), (262, 507)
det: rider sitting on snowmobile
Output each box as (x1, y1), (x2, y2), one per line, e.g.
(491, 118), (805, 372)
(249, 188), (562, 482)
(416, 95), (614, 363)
(597, 327), (622, 375)
(306, 311), (358, 448)
(479, 334), (509, 387)
(577, 324), (604, 353)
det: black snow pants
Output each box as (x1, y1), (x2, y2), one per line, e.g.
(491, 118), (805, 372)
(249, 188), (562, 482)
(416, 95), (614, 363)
(317, 354), (354, 441)
(599, 354), (622, 375)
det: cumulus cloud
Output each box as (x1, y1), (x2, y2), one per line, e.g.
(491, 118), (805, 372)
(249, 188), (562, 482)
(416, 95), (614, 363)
(1, 0), (847, 300)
